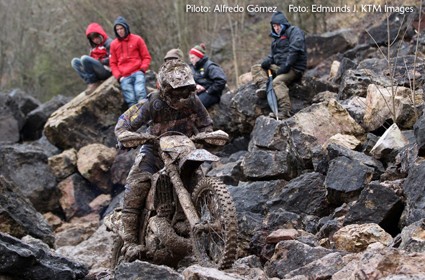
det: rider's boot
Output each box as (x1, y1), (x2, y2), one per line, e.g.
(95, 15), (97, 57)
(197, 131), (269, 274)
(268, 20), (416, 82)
(120, 180), (151, 262)
(121, 210), (146, 262)
(121, 210), (139, 244)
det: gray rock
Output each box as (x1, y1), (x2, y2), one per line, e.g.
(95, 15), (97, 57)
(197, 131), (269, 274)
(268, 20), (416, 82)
(0, 93), (23, 144)
(269, 172), (330, 217)
(401, 161), (425, 226)
(115, 260), (183, 280)
(22, 95), (70, 141)
(0, 232), (88, 280)
(0, 176), (55, 247)
(414, 111), (425, 155)
(58, 173), (98, 221)
(325, 156), (375, 205)
(0, 143), (59, 213)
(264, 240), (335, 278)
(306, 29), (357, 69)
(284, 252), (348, 280)
(344, 181), (404, 236)
(7, 88), (41, 116)
(399, 219), (425, 253)
(44, 76), (125, 150)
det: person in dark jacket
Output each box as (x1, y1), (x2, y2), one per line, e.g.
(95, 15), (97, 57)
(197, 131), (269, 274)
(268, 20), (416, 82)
(251, 11), (307, 118)
(71, 23), (112, 94)
(115, 59), (213, 261)
(110, 16), (152, 108)
(189, 43), (227, 108)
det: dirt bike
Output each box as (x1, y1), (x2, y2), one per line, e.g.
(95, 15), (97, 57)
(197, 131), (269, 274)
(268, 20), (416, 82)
(107, 130), (238, 269)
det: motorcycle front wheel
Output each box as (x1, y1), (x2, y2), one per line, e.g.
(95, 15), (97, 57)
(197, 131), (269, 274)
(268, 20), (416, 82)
(191, 177), (238, 269)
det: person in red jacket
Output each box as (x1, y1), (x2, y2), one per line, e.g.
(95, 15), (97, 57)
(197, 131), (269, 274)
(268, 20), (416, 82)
(71, 23), (112, 94)
(110, 16), (152, 107)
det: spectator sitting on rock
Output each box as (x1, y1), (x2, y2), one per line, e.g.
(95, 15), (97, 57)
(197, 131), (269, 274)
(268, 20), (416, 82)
(251, 11), (307, 119)
(188, 43), (227, 109)
(71, 23), (112, 95)
(110, 16), (152, 108)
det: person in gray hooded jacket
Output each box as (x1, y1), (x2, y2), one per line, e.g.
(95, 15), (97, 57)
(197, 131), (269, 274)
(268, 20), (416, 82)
(251, 11), (307, 118)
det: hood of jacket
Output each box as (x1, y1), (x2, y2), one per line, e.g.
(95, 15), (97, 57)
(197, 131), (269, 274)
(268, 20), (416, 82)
(270, 11), (290, 38)
(86, 23), (109, 47)
(114, 16), (130, 40)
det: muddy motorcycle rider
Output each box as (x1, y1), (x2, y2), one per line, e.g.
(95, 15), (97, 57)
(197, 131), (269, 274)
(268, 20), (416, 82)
(114, 59), (214, 261)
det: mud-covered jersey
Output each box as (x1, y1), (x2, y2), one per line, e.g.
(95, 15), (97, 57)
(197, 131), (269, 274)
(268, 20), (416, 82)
(115, 91), (213, 139)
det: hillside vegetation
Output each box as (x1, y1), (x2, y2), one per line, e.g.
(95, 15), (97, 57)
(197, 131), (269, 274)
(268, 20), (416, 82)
(0, 0), (411, 101)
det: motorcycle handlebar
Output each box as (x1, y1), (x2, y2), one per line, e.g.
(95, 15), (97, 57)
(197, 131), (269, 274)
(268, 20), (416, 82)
(118, 130), (229, 148)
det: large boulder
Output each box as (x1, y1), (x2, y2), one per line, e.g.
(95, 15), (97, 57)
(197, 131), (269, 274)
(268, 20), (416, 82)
(286, 98), (365, 167)
(264, 240), (335, 279)
(48, 148), (78, 180)
(363, 84), (423, 132)
(58, 174), (98, 221)
(44, 77), (126, 150)
(357, 56), (425, 89)
(401, 160), (425, 226)
(332, 223), (393, 253)
(370, 123), (410, 164)
(229, 180), (285, 256)
(413, 111), (425, 155)
(0, 93), (24, 144)
(0, 233), (88, 279)
(55, 224), (115, 273)
(337, 68), (391, 100)
(76, 143), (117, 193)
(7, 89), (41, 116)
(114, 260), (183, 280)
(343, 181), (404, 235)
(0, 143), (60, 213)
(359, 10), (416, 46)
(268, 172), (331, 218)
(243, 116), (304, 180)
(324, 156), (375, 206)
(320, 143), (385, 178)
(306, 29), (357, 68)
(21, 95), (70, 141)
(399, 219), (425, 253)
(209, 83), (287, 138)
(0, 176), (55, 247)
(332, 242), (425, 279)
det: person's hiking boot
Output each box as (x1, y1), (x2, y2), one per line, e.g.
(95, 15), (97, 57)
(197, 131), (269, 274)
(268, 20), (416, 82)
(255, 85), (267, 99)
(85, 81), (101, 95)
(269, 110), (291, 120)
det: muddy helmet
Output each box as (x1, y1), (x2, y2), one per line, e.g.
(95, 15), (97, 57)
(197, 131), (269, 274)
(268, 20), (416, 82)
(158, 59), (196, 109)
(163, 48), (184, 61)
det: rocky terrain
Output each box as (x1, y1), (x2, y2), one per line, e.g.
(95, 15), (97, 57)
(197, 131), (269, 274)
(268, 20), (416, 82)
(1, 7), (425, 280)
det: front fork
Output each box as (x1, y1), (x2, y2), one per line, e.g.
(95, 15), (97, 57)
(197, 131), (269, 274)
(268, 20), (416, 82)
(161, 152), (201, 229)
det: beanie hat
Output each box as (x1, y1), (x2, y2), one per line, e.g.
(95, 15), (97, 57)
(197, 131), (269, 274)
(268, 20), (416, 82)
(164, 48), (184, 61)
(189, 43), (206, 58)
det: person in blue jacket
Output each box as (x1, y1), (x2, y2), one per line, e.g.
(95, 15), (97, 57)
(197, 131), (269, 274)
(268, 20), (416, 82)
(251, 11), (307, 118)
(188, 43), (227, 108)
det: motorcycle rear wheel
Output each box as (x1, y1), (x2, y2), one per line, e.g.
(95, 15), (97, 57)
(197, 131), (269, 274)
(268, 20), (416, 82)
(191, 177), (238, 269)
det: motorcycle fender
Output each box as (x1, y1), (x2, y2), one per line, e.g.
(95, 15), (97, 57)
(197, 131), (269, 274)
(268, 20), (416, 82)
(179, 149), (220, 169)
